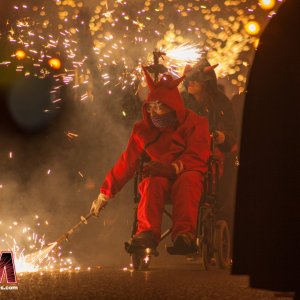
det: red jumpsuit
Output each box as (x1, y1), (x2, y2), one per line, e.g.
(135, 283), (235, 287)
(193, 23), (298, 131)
(100, 74), (210, 243)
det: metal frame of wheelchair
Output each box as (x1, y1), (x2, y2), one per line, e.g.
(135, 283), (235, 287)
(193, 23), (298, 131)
(125, 152), (232, 271)
(195, 154), (231, 270)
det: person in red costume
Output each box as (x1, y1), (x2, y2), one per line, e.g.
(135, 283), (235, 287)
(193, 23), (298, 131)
(90, 67), (210, 254)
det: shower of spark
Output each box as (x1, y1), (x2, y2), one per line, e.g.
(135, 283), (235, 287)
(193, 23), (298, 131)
(161, 43), (204, 77)
(165, 43), (203, 66)
(23, 243), (57, 267)
(1, 0), (284, 103)
(0, 217), (77, 274)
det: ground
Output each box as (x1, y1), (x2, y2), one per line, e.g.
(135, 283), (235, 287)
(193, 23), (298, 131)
(1, 264), (294, 300)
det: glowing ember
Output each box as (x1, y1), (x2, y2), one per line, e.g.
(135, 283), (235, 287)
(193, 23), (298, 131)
(48, 58), (62, 70)
(143, 255), (150, 264)
(15, 49), (26, 60)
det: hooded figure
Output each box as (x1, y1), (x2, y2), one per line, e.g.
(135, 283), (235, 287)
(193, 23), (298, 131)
(182, 58), (238, 230)
(182, 58), (236, 153)
(90, 68), (210, 254)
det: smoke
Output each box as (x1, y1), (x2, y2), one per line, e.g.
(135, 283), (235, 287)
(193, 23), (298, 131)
(0, 0), (137, 266)
(0, 73), (138, 267)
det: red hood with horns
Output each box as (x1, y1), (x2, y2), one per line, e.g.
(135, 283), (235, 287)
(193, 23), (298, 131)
(142, 66), (186, 125)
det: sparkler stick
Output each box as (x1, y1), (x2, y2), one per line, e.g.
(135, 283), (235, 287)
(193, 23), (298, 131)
(53, 212), (95, 246)
(23, 212), (95, 267)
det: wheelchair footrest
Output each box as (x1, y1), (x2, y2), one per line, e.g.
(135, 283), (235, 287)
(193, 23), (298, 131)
(124, 242), (159, 256)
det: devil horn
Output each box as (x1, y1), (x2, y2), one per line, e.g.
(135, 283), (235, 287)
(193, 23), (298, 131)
(142, 66), (156, 92)
(168, 75), (185, 88)
(159, 74), (185, 89)
(203, 64), (219, 73)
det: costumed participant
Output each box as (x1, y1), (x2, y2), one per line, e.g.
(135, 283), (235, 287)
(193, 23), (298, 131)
(90, 67), (210, 254)
(182, 59), (238, 228)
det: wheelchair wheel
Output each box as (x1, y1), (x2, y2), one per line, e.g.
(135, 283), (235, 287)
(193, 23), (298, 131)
(131, 253), (151, 271)
(196, 211), (214, 270)
(214, 220), (231, 269)
(198, 241), (209, 270)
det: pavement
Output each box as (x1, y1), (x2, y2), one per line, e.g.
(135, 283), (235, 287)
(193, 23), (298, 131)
(0, 264), (295, 300)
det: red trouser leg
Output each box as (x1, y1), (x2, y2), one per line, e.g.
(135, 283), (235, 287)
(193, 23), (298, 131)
(171, 171), (203, 241)
(137, 176), (171, 242)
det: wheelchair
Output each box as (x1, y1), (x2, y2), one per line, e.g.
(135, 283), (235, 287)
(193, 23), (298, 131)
(124, 149), (232, 271)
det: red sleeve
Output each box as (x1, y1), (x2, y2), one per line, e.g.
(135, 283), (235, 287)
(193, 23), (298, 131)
(100, 126), (143, 198)
(172, 118), (210, 175)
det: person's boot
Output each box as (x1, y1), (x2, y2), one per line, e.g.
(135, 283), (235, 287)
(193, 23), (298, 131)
(130, 231), (158, 249)
(167, 233), (197, 255)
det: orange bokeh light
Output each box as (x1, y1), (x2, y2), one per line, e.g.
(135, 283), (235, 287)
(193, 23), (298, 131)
(259, 0), (276, 10)
(245, 21), (260, 35)
(48, 58), (62, 70)
(15, 50), (27, 60)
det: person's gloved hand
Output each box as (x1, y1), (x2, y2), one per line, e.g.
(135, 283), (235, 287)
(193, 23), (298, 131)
(213, 130), (226, 145)
(90, 193), (109, 217)
(143, 161), (176, 179)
